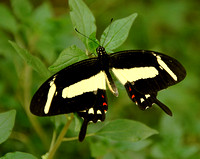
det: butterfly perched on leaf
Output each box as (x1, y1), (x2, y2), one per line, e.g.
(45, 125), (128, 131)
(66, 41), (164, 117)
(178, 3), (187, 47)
(30, 44), (186, 141)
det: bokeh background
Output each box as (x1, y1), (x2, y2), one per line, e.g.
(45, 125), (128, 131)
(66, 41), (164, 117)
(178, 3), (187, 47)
(0, 0), (199, 158)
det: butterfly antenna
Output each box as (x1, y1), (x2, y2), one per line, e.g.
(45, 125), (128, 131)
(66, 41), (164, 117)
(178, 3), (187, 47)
(75, 28), (99, 46)
(102, 18), (113, 47)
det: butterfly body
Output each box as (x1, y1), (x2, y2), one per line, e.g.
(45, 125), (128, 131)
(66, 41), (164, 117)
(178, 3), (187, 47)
(30, 46), (186, 141)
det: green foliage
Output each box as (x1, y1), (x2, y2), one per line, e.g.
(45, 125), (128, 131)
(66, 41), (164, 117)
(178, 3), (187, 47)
(69, 0), (97, 52)
(96, 119), (158, 141)
(0, 0), (199, 158)
(100, 13), (137, 50)
(1, 151), (37, 159)
(0, 4), (17, 33)
(49, 45), (88, 72)
(9, 41), (50, 78)
(0, 110), (16, 144)
(10, 0), (33, 22)
(89, 139), (152, 158)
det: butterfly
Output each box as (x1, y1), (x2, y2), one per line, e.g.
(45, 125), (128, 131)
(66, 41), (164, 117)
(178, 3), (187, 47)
(30, 46), (186, 141)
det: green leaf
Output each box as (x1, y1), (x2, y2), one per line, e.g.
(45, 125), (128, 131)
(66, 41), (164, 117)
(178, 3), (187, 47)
(0, 4), (17, 33)
(74, 114), (82, 132)
(49, 45), (88, 72)
(100, 13), (137, 50)
(96, 119), (158, 142)
(9, 41), (50, 78)
(10, 0), (33, 22)
(0, 110), (16, 144)
(114, 140), (152, 151)
(32, 3), (53, 25)
(1, 151), (37, 159)
(88, 32), (99, 54)
(90, 141), (108, 157)
(69, 0), (97, 50)
(35, 36), (56, 65)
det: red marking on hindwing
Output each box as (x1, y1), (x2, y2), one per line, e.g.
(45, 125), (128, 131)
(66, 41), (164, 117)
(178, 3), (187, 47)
(103, 102), (107, 106)
(129, 87), (132, 92)
(102, 95), (104, 98)
(131, 94), (135, 99)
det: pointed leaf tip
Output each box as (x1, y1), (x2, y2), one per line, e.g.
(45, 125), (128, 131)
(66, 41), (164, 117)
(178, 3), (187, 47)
(100, 13), (138, 50)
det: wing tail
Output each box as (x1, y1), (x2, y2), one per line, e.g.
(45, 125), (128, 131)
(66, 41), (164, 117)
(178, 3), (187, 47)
(154, 98), (173, 116)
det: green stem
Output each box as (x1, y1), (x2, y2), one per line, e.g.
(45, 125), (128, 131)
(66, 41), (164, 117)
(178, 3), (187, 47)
(62, 133), (95, 142)
(49, 130), (57, 152)
(47, 114), (74, 159)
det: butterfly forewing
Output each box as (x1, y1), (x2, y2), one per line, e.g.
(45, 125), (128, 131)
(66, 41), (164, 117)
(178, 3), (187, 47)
(30, 58), (106, 116)
(109, 50), (186, 94)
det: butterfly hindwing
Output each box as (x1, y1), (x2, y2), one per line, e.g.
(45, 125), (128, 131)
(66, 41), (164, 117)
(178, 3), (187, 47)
(78, 89), (108, 141)
(125, 82), (172, 116)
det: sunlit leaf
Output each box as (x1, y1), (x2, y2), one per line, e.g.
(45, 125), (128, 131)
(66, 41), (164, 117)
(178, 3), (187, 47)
(100, 13), (137, 50)
(69, 0), (97, 51)
(49, 45), (88, 72)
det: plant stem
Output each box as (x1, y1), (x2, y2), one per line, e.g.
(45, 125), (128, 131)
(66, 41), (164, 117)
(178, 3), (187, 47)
(49, 130), (57, 152)
(62, 133), (95, 142)
(47, 114), (74, 159)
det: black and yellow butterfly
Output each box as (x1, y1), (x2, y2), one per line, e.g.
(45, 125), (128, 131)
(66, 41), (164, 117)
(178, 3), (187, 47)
(30, 46), (186, 141)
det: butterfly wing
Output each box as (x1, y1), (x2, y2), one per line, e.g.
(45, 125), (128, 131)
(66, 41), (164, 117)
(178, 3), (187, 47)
(30, 58), (109, 141)
(30, 58), (107, 116)
(110, 50), (186, 93)
(109, 50), (186, 115)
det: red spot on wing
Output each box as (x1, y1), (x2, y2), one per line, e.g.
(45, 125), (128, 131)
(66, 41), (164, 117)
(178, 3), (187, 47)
(103, 102), (107, 106)
(102, 95), (104, 98)
(129, 87), (132, 92)
(131, 94), (135, 99)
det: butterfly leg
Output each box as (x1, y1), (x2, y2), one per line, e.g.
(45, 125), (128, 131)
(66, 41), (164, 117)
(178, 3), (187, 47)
(125, 82), (172, 116)
(77, 89), (108, 141)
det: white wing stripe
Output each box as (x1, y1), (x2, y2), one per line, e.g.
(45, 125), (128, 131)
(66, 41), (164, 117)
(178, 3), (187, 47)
(62, 71), (106, 98)
(112, 67), (159, 85)
(156, 55), (177, 81)
(44, 76), (57, 114)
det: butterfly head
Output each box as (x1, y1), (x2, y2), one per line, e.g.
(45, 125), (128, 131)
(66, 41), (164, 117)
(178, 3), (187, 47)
(96, 46), (106, 56)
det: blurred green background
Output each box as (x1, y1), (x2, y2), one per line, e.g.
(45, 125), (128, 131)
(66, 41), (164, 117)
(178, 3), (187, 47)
(0, 0), (200, 158)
